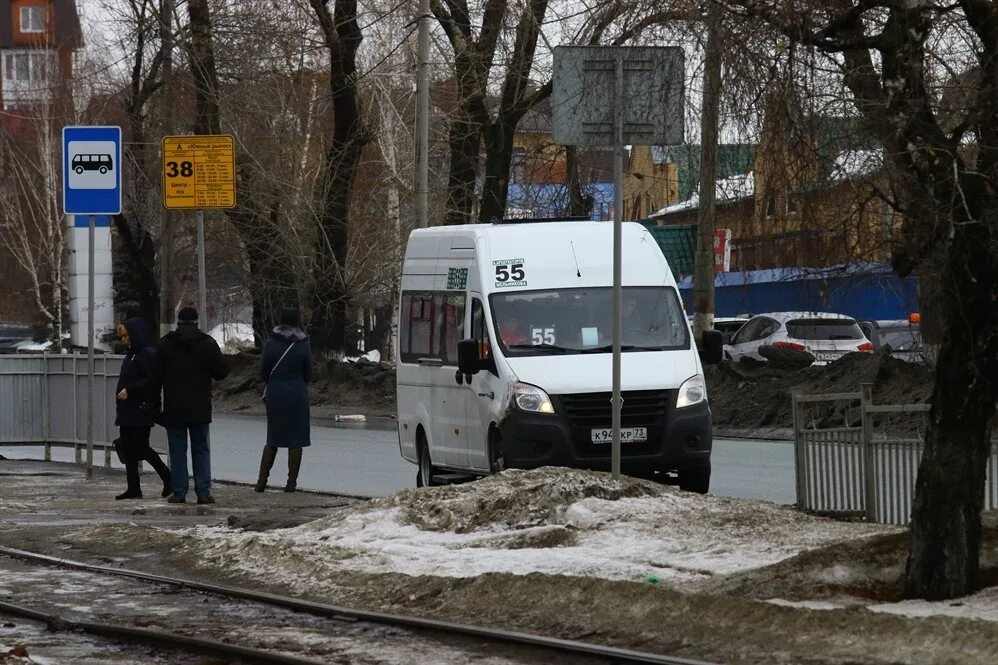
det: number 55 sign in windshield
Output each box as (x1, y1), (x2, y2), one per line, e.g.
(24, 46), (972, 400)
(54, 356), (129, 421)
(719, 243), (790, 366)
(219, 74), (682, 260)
(162, 135), (235, 209)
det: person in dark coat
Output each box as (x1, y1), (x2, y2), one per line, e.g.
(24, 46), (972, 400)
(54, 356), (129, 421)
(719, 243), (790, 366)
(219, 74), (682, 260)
(114, 318), (172, 500)
(255, 308), (312, 493)
(152, 307), (230, 504)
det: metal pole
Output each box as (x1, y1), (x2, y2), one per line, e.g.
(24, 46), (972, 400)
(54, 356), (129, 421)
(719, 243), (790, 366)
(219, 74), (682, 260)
(862, 382), (876, 522)
(692, 5), (721, 340)
(159, 0), (176, 336)
(611, 56), (624, 479)
(415, 0), (430, 228)
(86, 214), (95, 479)
(196, 209), (207, 326)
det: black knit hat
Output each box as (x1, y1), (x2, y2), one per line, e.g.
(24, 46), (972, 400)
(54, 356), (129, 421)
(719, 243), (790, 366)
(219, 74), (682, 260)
(177, 307), (199, 323)
(280, 308), (301, 328)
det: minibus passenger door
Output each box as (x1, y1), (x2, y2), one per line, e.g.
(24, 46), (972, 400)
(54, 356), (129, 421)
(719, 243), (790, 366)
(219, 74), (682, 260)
(463, 296), (498, 472)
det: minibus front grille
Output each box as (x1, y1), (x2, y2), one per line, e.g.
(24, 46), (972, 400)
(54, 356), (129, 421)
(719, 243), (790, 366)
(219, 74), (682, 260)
(558, 390), (670, 428)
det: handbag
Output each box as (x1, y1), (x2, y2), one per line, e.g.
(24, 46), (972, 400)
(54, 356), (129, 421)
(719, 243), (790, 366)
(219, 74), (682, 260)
(263, 342), (296, 403)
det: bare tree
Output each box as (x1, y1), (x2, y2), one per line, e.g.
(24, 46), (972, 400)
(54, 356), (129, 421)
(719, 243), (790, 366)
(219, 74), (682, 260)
(724, 0), (998, 600)
(0, 121), (67, 348)
(116, 0), (164, 326)
(306, 0), (369, 353)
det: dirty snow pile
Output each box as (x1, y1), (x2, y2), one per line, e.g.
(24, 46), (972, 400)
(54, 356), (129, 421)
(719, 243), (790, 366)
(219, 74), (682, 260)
(186, 468), (892, 591)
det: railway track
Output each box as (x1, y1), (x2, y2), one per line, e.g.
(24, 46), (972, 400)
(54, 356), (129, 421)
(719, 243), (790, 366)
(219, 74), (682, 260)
(0, 545), (719, 665)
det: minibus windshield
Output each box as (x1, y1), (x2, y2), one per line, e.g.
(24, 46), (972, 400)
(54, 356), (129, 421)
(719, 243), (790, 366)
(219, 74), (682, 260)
(490, 286), (690, 356)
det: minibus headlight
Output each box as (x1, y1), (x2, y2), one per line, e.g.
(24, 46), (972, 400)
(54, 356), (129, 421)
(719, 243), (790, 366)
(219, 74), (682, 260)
(513, 383), (555, 414)
(676, 375), (706, 408)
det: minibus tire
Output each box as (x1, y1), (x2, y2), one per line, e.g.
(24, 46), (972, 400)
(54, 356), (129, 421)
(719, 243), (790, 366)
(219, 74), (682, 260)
(488, 429), (506, 474)
(678, 465), (710, 494)
(416, 437), (440, 487)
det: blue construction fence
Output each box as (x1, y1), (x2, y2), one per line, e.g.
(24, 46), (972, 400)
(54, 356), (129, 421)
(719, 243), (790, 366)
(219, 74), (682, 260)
(676, 263), (920, 321)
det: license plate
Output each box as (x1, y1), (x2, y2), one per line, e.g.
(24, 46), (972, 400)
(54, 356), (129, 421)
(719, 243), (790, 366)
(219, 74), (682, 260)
(591, 427), (647, 443)
(813, 351), (843, 362)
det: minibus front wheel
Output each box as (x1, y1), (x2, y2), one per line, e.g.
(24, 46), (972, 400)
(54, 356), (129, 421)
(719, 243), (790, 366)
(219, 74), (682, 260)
(488, 427), (506, 474)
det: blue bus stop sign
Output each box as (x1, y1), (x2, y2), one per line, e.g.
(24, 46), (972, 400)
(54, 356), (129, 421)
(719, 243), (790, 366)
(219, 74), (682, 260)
(62, 126), (122, 216)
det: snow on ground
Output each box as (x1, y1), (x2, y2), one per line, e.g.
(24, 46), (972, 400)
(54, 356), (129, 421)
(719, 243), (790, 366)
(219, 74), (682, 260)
(765, 586), (998, 623)
(870, 585), (998, 622)
(186, 468), (892, 591)
(209, 323), (254, 354)
(344, 349), (381, 363)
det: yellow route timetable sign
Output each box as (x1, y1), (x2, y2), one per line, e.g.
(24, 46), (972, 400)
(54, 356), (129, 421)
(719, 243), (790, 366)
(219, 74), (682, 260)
(162, 135), (235, 209)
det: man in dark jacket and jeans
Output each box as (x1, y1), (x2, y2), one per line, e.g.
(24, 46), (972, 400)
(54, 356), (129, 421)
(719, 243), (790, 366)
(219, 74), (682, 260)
(153, 307), (230, 504)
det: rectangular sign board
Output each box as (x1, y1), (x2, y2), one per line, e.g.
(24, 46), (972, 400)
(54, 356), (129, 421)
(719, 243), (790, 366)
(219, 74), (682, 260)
(162, 134), (236, 209)
(63, 126), (122, 215)
(552, 46), (684, 146)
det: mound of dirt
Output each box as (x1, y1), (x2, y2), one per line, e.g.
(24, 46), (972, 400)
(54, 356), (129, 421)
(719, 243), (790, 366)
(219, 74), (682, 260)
(188, 467), (891, 586)
(705, 350), (934, 433)
(379, 467), (667, 533)
(214, 351), (396, 414)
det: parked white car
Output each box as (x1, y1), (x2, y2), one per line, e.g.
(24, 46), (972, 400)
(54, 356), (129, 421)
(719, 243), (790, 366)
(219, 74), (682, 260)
(724, 312), (872, 364)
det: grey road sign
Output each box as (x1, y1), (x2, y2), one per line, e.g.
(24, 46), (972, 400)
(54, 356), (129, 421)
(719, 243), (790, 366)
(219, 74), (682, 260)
(552, 46), (684, 147)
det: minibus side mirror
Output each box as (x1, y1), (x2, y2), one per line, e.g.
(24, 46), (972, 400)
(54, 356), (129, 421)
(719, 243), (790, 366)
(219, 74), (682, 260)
(699, 330), (724, 365)
(458, 339), (481, 375)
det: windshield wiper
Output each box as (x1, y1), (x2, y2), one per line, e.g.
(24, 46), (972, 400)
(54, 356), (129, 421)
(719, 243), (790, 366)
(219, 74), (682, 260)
(580, 344), (640, 353)
(507, 343), (577, 354)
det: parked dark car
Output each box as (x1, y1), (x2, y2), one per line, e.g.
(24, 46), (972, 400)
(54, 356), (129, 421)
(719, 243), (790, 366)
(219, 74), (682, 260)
(858, 318), (924, 363)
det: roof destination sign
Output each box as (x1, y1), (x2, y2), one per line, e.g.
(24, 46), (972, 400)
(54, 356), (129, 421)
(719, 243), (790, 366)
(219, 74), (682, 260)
(162, 134), (236, 209)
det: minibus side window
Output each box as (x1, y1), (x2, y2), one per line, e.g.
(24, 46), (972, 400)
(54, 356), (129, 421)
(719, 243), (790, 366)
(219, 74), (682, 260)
(400, 292), (434, 362)
(400, 291), (464, 364)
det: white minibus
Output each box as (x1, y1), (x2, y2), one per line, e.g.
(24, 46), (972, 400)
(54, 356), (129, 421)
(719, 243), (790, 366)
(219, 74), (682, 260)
(396, 220), (722, 492)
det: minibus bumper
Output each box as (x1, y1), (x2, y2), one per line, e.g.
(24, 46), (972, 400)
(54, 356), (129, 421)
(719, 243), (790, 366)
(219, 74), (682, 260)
(498, 399), (712, 478)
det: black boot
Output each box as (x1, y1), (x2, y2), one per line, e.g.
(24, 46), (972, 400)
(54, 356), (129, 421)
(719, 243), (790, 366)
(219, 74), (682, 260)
(118, 457), (142, 500)
(255, 446), (278, 492)
(285, 448), (302, 492)
(146, 452), (173, 498)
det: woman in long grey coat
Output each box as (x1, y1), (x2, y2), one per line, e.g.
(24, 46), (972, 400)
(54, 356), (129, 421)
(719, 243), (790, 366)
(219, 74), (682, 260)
(255, 308), (312, 492)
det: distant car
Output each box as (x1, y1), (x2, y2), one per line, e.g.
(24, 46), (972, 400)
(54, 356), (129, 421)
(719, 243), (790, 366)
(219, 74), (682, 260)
(725, 312), (873, 364)
(859, 319), (923, 363)
(0, 322), (33, 354)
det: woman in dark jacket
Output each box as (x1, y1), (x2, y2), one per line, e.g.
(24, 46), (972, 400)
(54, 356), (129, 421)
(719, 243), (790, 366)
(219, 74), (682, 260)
(114, 318), (172, 500)
(255, 308), (313, 492)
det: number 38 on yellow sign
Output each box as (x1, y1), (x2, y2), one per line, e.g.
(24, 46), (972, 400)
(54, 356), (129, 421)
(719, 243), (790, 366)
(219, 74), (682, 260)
(161, 135), (236, 210)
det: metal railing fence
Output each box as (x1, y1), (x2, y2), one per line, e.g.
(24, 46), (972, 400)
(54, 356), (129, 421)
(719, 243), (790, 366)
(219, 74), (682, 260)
(793, 384), (998, 525)
(0, 354), (165, 468)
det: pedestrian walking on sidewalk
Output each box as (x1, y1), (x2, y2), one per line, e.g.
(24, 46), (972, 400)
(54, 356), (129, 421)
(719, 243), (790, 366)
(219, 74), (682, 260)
(113, 318), (171, 501)
(154, 307), (230, 504)
(255, 308), (312, 493)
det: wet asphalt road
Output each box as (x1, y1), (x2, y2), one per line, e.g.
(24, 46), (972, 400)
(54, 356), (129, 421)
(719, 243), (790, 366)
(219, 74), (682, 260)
(1, 415), (796, 503)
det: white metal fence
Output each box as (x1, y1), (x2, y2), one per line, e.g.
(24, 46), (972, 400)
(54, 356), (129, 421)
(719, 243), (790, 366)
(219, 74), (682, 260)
(0, 354), (165, 467)
(793, 384), (998, 525)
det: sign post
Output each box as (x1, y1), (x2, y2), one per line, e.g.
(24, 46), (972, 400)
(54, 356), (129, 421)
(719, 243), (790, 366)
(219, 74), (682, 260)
(162, 135), (236, 330)
(63, 126), (122, 480)
(553, 47), (684, 479)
